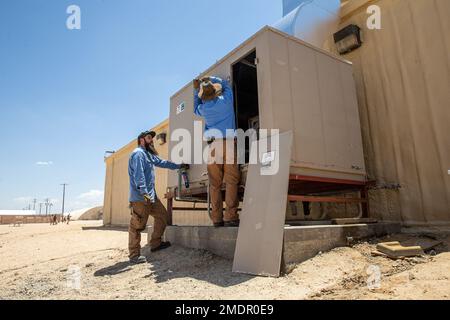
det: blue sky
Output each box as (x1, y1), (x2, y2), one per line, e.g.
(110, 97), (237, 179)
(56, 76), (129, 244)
(0, 0), (281, 211)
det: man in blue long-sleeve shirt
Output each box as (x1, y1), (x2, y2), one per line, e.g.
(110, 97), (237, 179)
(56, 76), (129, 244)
(128, 130), (188, 264)
(193, 76), (240, 227)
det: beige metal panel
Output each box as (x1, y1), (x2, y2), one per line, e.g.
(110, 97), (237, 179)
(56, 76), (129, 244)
(287, 39), (326, 166)
(338, 0), (450, 226)
(233, 131), (293, 277)
(266, 31), (296, 136)
(255, 31), (274, 131)
(168, 88), (198, 188)
(316, 52), (350, 170)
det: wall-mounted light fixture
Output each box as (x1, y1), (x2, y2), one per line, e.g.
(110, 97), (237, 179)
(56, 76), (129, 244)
(333, 24), (362, 55)
(156, 132), (167, 145)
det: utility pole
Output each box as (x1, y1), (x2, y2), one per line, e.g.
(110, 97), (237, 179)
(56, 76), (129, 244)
(61, 183), (68, 217)
(44, 198), (50, 215)
(39, 203), (43, 215)
(32, 199), (37, 211)
(49, 203), (53, 214)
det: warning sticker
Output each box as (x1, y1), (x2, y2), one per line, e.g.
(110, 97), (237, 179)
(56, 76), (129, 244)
(261, 151), (275, 167)
(176, 102), (185, 115)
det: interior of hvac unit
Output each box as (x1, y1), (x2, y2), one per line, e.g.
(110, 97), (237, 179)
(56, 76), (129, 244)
(232, 50), (259, 163)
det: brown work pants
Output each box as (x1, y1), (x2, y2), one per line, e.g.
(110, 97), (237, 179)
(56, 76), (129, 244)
(207, 139), (241, 224)
(129, 199), (168, 258)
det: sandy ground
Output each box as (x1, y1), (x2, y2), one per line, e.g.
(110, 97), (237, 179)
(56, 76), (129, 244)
(0, 220), (449, 300)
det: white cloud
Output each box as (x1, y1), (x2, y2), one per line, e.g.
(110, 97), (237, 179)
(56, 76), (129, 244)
(36, 161), (53, 166)
(77, 189), (104, 201)
(13, 196), (33, 203)
(48, 190), (103, 213)
(61, 189), (105, 212)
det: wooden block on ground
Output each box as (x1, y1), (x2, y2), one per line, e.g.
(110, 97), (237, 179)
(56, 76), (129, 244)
(376, 241), (424, 258)
(332, 218), (378, 225)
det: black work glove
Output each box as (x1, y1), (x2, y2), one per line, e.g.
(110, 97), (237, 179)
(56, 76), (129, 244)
(180, 164), (190, 170)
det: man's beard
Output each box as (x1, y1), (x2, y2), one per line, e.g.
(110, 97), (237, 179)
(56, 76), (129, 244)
(146, 143), (159, 156)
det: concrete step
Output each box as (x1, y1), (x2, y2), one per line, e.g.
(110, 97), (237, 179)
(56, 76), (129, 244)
(159, 222), (402, 265)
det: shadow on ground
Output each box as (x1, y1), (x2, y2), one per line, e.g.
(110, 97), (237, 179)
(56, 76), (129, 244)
(94, 261), (133, 276)
(82, 225), (128, 232)
(92, 245), (254, 287)
(143, 245), (255, 287)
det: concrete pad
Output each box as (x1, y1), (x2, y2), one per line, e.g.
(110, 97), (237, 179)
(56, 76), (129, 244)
(160, 222), (401, 265)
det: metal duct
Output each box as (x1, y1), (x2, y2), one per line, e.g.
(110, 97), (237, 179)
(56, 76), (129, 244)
(273, 0), (341, 50)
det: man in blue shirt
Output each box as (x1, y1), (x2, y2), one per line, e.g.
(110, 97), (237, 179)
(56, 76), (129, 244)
(193, 76), (240, 227)
(128, 130), (188, 264)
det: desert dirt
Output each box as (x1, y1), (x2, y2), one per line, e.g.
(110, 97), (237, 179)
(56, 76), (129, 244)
(0, 220), (449, 300)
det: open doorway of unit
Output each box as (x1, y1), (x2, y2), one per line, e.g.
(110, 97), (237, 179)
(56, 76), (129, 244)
(232, 50), (260, 163)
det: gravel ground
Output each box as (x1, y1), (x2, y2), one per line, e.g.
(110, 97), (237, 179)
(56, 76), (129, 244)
(0, 221), (449, 300)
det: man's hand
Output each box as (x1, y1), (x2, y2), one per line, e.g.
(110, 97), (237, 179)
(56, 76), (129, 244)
(143, 194), (152, 203)
(200, 76), (211, 83)
(180, 163), (190, 170)
(193, 79), (200, 90)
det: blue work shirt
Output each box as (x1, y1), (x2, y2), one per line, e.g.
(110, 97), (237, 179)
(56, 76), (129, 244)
(194, 76), (236, 139)
(128, 147), (180, 203)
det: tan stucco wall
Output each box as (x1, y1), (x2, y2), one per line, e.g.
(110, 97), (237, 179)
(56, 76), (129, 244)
(337, 0), (450, 226)
(103, 119), (211, 227)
